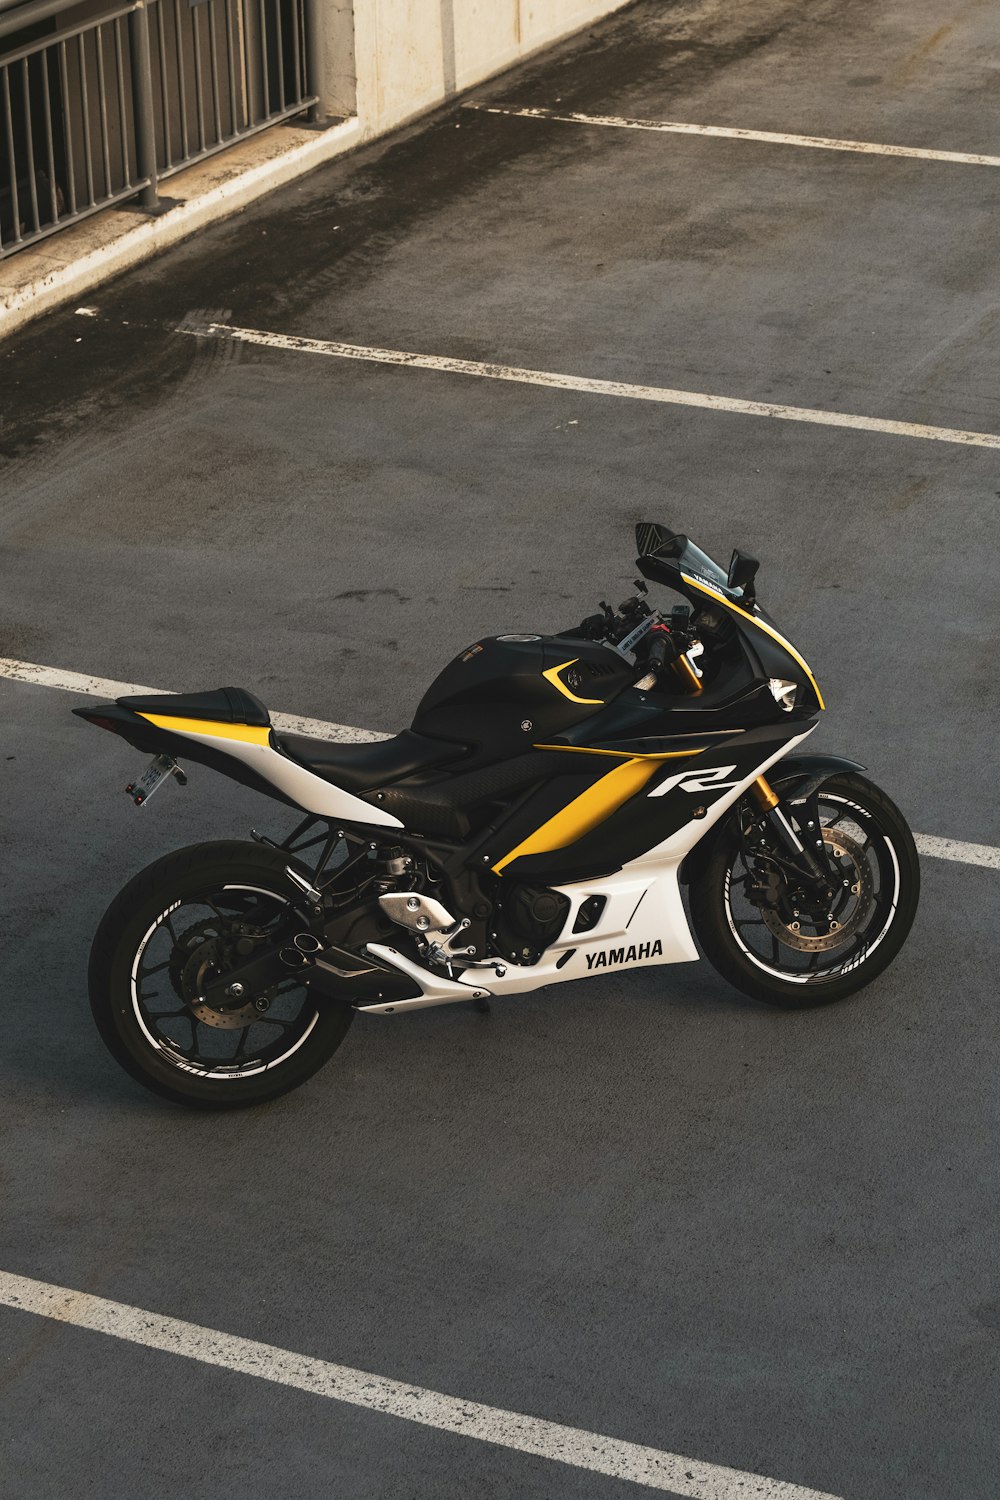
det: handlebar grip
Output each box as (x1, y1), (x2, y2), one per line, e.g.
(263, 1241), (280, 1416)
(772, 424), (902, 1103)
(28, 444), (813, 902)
(647, 625), (678, 672)
(647, 633), (670, 670)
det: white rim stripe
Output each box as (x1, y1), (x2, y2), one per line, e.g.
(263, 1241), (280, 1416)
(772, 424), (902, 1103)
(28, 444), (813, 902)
(725, 797), (901, 983)
(130, 888), (318, 1080)
(0, 1269), (844, 1500)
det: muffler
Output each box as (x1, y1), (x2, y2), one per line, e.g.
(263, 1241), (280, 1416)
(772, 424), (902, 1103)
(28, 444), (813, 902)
(301, 940), (422, 1006)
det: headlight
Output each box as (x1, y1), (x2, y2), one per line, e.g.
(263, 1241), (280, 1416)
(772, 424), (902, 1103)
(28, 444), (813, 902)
(768, 677), (798, 712)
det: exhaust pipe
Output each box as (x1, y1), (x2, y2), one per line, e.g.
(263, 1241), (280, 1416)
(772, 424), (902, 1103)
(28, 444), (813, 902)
(300, 940), (422, 1006)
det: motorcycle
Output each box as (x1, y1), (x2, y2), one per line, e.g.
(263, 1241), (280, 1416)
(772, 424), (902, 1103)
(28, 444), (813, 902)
(77, 524), (919, 1109)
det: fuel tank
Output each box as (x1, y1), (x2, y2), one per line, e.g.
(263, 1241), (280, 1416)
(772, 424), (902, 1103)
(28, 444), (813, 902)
(411, 635), (635, 756)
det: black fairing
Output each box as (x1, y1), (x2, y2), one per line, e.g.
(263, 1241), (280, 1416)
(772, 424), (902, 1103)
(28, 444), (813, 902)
(117, 686), (270, 726)
(411, 635), (635, 757)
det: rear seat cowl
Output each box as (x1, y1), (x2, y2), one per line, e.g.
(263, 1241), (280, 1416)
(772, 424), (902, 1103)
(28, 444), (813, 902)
(117, 686), (271, 727)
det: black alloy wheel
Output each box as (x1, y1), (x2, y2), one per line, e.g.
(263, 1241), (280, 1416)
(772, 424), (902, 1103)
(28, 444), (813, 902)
(690, 773), (920, 1008)
(89, 841), (354, 1108)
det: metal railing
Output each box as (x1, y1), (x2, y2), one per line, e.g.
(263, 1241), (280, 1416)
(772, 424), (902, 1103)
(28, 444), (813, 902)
(151, 0), (313, 178)
(0, 0), (316, 258)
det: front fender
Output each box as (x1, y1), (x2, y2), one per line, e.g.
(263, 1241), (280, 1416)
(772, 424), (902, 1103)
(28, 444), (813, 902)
(769, 753), (867, 803)
(678, 752), (866, 884)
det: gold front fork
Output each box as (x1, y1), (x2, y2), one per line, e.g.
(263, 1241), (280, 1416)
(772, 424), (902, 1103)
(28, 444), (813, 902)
(674, 652), (703, 695)
(752, 774), (780, 810)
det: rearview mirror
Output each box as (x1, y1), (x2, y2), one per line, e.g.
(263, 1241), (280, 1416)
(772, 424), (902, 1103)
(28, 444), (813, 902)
(635, 522), (685, 559)
(728, 548), (759, 600)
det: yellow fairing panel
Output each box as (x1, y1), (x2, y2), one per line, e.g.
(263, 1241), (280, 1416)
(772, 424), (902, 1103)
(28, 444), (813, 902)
(135, 711), (404, 826)
(138, 713), (272, 745)
(532, 744), (704, 760)
(542, 659), (603, 705)
(492, 757), (662, 875)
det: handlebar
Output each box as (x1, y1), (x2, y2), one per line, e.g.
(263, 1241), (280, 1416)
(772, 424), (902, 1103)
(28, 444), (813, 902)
(567, 587), (710, 694)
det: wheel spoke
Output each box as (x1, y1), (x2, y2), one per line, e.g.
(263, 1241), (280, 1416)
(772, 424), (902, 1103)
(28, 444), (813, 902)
(187, 1013), (205, 1054)
(130, 884), (322, 1077)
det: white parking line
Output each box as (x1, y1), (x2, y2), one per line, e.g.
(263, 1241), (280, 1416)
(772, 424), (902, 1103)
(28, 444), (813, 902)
(0, 1268), (842, 1500)
(2, 655), (998, 873)
(465, 103), (1000, 171)
(0, 656), (388, 743)
(178, 321), (1000, 451)
(907, 833), (1000, 871)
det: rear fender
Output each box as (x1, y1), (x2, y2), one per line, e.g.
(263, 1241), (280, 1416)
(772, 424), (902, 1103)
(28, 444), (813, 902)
(678, 753), (866, 884)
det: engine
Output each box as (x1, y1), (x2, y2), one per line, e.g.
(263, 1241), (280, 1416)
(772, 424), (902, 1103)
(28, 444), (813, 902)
(491, 883), (571, 965)
(319, 838), (569, 973)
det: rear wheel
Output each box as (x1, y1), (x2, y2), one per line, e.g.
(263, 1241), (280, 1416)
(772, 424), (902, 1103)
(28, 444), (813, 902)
(89, 841), (354, 1108)
(690, 773), (920, 1008)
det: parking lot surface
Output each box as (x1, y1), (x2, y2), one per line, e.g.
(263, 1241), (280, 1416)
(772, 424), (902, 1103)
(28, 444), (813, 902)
(2, 2), (999, 1496)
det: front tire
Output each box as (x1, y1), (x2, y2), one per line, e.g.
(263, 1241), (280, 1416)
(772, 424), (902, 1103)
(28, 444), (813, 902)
(689, 773), (920, 1008)
(89, 840), (354, 1108)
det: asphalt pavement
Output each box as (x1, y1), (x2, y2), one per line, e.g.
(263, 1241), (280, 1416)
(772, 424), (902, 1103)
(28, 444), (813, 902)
(1, 1), (999, 1496)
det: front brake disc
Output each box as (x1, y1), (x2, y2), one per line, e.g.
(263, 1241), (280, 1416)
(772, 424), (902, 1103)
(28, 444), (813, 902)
(762, 827), (872, 953)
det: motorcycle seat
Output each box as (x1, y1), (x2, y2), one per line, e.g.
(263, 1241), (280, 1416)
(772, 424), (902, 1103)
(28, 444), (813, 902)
(118, 687), (271, 727)
(275, 729), (464, 795)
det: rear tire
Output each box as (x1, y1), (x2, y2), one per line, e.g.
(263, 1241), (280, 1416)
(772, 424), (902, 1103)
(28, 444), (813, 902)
(689, 773), (920, 1008)
(89, 840), (354, 1109)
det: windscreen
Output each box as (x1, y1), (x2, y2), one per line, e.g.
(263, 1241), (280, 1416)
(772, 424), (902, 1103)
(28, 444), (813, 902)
(674, 538), (736, 596)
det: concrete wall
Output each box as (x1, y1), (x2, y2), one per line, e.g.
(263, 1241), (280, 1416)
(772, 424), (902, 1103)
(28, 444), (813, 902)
(1, 0), (630, 336)
(322, 0), (629, 137)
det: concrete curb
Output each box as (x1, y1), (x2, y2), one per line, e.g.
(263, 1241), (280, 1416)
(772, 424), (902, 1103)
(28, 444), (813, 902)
(0, 115), (363, 341)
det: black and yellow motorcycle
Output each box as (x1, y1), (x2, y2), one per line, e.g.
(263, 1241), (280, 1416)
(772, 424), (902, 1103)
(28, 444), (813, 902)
(77, 525), (919, 1108)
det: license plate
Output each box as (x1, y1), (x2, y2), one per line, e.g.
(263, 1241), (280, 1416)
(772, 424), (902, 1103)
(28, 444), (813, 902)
(125, 754), (184, 807)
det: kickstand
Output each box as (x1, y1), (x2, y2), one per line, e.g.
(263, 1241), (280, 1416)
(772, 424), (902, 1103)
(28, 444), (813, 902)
(471, 995), (491, 1015)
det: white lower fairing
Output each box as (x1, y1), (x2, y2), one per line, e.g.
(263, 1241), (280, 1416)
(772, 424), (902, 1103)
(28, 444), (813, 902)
(163, 728), (405, 827)
(358, 856), (696, 1012)
(356, 727), (817, 1012)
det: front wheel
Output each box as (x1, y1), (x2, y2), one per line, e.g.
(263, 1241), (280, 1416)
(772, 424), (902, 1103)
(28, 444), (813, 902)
(689, 773), (919, 1008)
(88, 840), (354, 1108)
